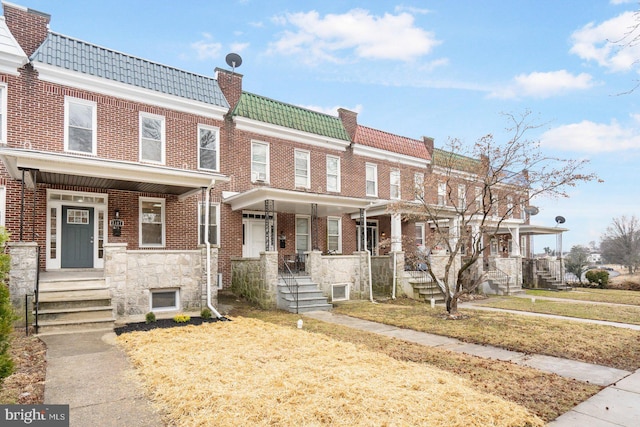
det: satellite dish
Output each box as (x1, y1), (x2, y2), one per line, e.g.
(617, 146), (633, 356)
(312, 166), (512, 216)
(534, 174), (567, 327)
(225, 53), (242, 71)
(524, 206), (539, 216)
(555, 216), (566, 225)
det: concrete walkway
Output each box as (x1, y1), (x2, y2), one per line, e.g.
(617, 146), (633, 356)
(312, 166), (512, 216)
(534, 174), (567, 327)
(303, 310), (640, 427)
(41, 331), (164, 427)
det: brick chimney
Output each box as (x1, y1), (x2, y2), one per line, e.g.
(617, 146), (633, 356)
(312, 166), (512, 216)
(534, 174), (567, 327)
(3, 2), (50, 57)
(423, 136), (434, 157)
(338, 108), (358, 142)
(215, 67), (243, 112)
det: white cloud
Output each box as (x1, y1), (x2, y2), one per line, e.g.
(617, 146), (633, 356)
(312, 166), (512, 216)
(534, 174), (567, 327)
(541, 119), (640, 152)
(394, 5), (431, 15)
(230, 42), (250, 53)
(570, 11), (640, 72)
(610, 0), (634, 4)
(267, 9), (440, 64)
(298, 104), (364, 116)
(191, 33), (222, 60)
(489, 70), (594, 99)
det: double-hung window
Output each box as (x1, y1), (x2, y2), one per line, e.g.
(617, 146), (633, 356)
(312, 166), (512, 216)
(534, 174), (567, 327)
(437, 182), (447, 205)
(415, 223), (425, 246)
(140, 197), (165, 247)
(326, 155), (340, 192)
(140, 113), (165, 164)
(296, 216), (311, 252)
(65, 97), (96, 155)
(198, 202), (219, 245)
(475, 187), (483, 212)
(198, 125), (219, 171)
(507, 196), (514, 218)
(0, 84), (6, 145)
(458, 185), (466, 210)
(365, 163), (378, 197)
(327, 217), (342, 253)
(295, 149), (310, 188)
(414, 172), (424, 200)
(390, 169), (401, 200)
(251, 141), (269, 182)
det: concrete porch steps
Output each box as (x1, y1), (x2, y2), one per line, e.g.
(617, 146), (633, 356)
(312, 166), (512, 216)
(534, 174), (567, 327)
(277, 276), (332, 313)
(35, 275), (115, 335)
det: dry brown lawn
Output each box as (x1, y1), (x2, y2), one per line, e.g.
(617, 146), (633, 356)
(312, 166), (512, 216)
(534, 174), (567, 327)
(117, 318), (544, 427)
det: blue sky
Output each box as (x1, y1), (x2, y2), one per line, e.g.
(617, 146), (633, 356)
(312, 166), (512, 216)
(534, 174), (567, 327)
(9, 0), (640, 252)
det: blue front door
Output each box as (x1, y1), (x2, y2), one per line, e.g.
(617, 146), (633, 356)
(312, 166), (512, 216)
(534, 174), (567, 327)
(61, 206), (94, 268)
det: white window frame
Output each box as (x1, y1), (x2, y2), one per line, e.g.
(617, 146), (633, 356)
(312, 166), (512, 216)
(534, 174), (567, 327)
(415, 222), (425, 246)
(458, 185), (466, 210)
(197, 124), (220, 172)
(64, 97), (97, 155)
(365, 163), (378, 197)
(0, 84), (6, 145)
(294, 149), (311, 189)
(251, 141), (270, 183)
(507, 196), (514, 219)
(390, 169), (401, 200)
(139, 197), (165, 248)
(414, 172), (424, 201)
(437, 182), (447, 206)
(295, 215), (311, 252)
(139, 112), (166, 164)
(0, 186), (5, 226)
(150, 288), (179, 312)
(198, 202), (220, 245)
(475, 187), (483, 212)
(327, 216), (342, 253)
(326, 155), (341, 193)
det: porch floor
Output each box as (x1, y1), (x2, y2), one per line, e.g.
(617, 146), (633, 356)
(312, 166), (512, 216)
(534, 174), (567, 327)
(39, 269), (104, 282)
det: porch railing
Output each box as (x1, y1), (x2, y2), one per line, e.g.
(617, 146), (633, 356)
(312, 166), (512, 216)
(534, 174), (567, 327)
(280, 256), (299, 314)
(33, 245), (41, 334)
(485, 267), (511, 295)
(536, 258), (562, 282)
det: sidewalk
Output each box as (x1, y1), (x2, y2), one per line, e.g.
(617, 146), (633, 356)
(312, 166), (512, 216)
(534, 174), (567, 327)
(40, 331), (164, 427)
(304, 310), (640, 427)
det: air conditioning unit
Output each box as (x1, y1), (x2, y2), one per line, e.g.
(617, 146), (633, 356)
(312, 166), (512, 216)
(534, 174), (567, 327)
(252, 172), (267, 182)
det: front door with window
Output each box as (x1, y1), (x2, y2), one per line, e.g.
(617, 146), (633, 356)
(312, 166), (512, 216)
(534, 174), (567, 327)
(61, 206), (94, 268)
(243, 220), (266, 258)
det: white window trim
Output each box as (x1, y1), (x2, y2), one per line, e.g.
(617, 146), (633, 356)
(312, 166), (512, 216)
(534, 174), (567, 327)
(414, 172), (424, 201)
(198, 202), (220, 245)
(139, 197), (165, 248)
(326, 155), (341, 193)
(327, 216), (342, 253)
(197, 124), (220, 172)
(150, 288), (180, 312)
(251, 140), (270, 183)
(64, 96), (97, 155)
(0, 83), (7, 145)
(294, 149), (311, 189)
(295, 215), (311, 252)
(438, 182), (446, 206)
(458, 185), (466, 210)
(365, 163), (378, 197)
(390, 169), (401, 200)
(415, 222), (425, 246)
(139, 112), (166, 164)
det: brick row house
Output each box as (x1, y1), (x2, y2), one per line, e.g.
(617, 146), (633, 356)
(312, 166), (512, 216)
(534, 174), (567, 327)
(0, 3), (564, 332)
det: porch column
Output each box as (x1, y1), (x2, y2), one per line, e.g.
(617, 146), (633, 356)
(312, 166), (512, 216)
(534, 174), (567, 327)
(390, 213), (402, 252)
(509, 227), (521, 257)
(311, 203), (319, 250)
(448, 217), (460, 249)
(264, 199), (275, 251)
(359, 208), (366, 251)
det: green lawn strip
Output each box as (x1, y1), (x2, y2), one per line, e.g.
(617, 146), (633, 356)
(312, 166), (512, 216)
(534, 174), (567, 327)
(331, 300), (640, 372)
(526, 288), (640, 306)
(478, 296), (640, 325)
(227, 302), (601, 423)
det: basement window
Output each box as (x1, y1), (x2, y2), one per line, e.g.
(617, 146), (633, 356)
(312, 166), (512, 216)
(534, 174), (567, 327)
(331, 283), (350, 302)
(150, 289), (179, 312)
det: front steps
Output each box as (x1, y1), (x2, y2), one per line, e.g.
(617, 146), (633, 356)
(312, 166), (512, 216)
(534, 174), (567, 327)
(409, 275), (446, 304)
(35, 275), (115, 335)
(536, 270), (571, 291)
(277, 276), (332, 313)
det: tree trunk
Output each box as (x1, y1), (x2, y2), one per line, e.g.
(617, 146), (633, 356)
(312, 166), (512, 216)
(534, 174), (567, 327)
(448, 296), (459, 315)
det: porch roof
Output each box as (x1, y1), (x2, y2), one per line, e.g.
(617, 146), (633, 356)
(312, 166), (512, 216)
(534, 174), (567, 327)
(0, 147), (230, 199)
(517, 224), (568, 235)
(222, 187), (374, 216)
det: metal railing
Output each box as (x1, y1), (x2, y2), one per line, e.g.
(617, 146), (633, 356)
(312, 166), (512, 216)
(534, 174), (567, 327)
(280, 256), (299, 314)
(33, 245), (41, 334)
(485, 267), (511, 295)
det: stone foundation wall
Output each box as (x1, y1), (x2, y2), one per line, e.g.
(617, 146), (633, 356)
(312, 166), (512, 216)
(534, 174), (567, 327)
(7, 242), (38, 311)
(308, 251), (370, 300)
(230, 252), (278, 309)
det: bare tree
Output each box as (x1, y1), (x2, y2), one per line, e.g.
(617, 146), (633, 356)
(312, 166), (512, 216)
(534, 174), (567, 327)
(395, 111), (599, 316)
(600, 215), (640, 274)
(565, 245), (591, 284)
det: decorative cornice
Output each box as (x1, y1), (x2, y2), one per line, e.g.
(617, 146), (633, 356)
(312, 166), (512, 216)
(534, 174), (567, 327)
(352, 144), (429, 168)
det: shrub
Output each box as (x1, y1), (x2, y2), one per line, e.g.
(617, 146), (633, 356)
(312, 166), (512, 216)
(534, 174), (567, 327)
(0, 227), (15, 380)
(173, 314), (191, 323)
(145, 312), (156, 324)
(585, 269), (610, 289)
(201, 308), (213, 320)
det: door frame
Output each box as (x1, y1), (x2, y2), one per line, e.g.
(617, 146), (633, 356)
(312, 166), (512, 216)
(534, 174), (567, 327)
(242, 211), (277, 257)
(46, 189), (108, 270)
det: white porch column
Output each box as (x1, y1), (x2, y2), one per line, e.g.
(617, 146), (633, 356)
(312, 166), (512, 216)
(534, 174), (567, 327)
(509, 227), (521, 257)
(391, 213), (402, 252)
(449, 217), (459, 249)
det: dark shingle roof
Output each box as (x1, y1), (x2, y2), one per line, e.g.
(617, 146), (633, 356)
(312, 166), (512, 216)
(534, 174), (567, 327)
(30, 32), (229, 108)
(233, 92), (351, 141)
(354, 125), (431, 161)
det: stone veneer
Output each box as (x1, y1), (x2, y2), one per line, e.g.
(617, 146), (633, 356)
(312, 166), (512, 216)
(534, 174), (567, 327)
(7, 241), (38, 310)
(230, 252), (278, 309)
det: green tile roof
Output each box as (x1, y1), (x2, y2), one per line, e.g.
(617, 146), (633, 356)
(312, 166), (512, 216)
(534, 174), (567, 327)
(31, 32), (229, 108)
(233, 92), (351, 141)
(432, 148), (481, 173)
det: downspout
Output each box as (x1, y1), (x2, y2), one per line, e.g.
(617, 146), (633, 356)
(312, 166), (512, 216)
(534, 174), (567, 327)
(392, 250), (397, 299)
(364, 209), (374, 302)
(204, 182), (223, 319)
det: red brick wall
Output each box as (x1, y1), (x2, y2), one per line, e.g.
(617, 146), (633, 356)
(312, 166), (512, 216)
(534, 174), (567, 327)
(3, 3), (50, 57)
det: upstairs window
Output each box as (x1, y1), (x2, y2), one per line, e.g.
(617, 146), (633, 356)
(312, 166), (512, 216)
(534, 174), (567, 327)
(198, 125), (220, 171)
(507, 196), (514, 218)
(414, 172), (424, 200)
(458, 185), (466, 210)
(366, 163), (378, 197)
(65, 97), (96, 155)
(251, 141), (269, 182)
(437, 182), (446, 205)
(390, 169), (401, 200)
(326, 155), (341, 192)
(295, 149), (310, 188)
(140, 113), (165, 164)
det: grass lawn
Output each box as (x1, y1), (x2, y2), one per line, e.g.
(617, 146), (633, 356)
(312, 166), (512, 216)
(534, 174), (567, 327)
(331, 298), (640, 371)
(478, 296), (640, 325)
(228, 299), (600, 423)
(526, 288), (640, 306)
(117, 318), (545, 427)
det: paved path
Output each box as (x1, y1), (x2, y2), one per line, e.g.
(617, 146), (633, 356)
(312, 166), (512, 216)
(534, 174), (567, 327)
(303, 310), (640, 427)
